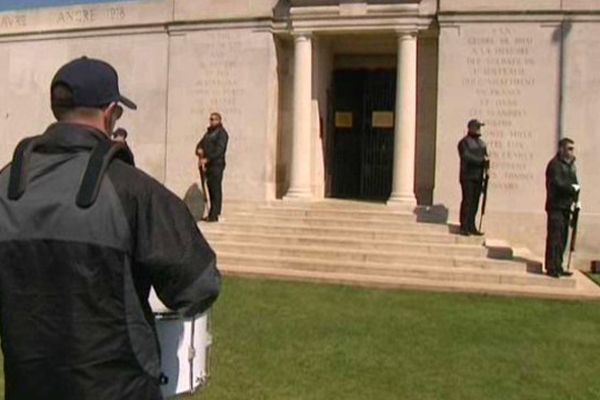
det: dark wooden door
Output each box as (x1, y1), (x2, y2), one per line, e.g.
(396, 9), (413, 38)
(330, 69), (396, 201)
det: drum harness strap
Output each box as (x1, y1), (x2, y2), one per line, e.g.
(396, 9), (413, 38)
(7, 134), (209, 390)
(7, 134), (134, 208)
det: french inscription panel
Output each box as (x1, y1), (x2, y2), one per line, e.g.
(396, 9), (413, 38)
(190, 31), (246, 122)
(166, 29), (274, 200)
(452, 24), (559, 211)
(562, 23), (600, 214)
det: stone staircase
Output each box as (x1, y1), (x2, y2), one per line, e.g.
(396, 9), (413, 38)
(199, 200), (600, 300)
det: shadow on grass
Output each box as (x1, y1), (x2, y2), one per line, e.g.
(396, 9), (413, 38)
(584, 272), (600, 287)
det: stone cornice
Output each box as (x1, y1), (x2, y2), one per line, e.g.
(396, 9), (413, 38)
(438, 13), (565, 25)
(290, 3), (420, 18)
(437, 12), (600, 25)
(0, 25), (166, 43)
(439, 0), (600, 13)
(280, 2), (433, 35)
(286, 17), (432, 34)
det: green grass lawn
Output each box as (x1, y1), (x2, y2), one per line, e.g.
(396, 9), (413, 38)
(590, 273), (600, 286)
(200, 278), (600, 400)
(1, 277), (600, 400)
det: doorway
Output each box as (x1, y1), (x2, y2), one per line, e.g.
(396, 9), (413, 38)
(328, 69), (396, 201)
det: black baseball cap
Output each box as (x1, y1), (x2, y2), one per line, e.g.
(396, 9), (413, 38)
(467, 119), (485, 129)
(51, 56), (137, 110)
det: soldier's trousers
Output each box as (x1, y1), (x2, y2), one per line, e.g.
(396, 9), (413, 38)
(460, 180), (483, 231)
(545, 210), (570, 274)
(206, 167), (224, 219)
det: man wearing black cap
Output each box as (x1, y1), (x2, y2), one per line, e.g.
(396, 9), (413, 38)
(544, 137), (579, 278)
(0, 57), (220, 400)
(457, 119), (489, 236)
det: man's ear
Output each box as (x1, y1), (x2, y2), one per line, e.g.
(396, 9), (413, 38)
(106, 102), (123, 117)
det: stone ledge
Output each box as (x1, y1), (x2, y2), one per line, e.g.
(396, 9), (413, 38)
(219, 265), (600, 301)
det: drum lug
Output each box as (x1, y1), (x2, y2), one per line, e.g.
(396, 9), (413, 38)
(159, 373), (169, 386)
(188, 345), (196, 362)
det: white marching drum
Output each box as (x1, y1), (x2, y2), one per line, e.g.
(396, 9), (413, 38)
(149, 290), (212, 399)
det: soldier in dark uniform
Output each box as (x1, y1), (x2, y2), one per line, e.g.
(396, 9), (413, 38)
(457, 119), (489, 236)
(196, 112), (229, 222)
(545, 137), (579, 278)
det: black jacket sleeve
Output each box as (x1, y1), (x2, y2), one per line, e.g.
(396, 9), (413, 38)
(205, 128), (229, 163)
(134, 178), (220, 317)
(546, 159), (577, 196)
(458, 139), (485, 166)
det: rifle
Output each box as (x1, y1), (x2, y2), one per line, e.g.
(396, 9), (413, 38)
(567, 190), (581, 271)
(478, 163), (490, 232)
(199, 166), (211, 220)
(196, 150), (211, 220)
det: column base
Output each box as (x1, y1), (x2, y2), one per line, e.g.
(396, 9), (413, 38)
(283, 188), (313, 201)
(386, 194), (417, 212)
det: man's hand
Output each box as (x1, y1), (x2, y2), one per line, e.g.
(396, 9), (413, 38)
(572, 184), (581, 193)
(575, 201), (582, 210)
(482, 158), (490, 169)
(200, 158), (208, 172)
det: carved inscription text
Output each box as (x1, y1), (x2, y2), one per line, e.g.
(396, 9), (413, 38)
(192, 31), (245, 119)
(462, 27), (538, 191)
(56, 6), (125, 25)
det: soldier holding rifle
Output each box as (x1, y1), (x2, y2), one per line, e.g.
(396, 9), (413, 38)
(196, 112), (229, 223)
(458, 119), (489, 236)
(545, 137), (580, 278)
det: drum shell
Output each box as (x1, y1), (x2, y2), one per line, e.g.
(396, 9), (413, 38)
(154, 313), (211, 398)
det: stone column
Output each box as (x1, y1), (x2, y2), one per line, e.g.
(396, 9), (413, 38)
(285, 33), (313, 199)
(388, 31), (418, 208)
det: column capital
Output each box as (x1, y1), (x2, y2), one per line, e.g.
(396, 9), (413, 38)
(292, 31), (313, 41)
(394, 29), (418, 40)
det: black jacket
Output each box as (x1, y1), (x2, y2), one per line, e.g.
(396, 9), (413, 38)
(458, 134), (488, 182)
(0, 123), (220, 400)
(545, 154), (578, 211)
(196, 125), (229, 170)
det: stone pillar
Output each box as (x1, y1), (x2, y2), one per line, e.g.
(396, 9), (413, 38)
(285, 33), (313, 199)
(388, 31), (418, 208)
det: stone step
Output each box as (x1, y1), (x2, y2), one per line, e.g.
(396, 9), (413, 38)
(200, 222), (482, 245)
(201, 201), (600, 299)
(219, 265), (596, 301)
(271, 200), (391, 210)
(221, 200), (388, 215)
(215, 253), (575, 289)
(211, 242), (528, 272)
(224, 212), (447, 232)
(204, 231), (487, 257)
(232, 206), (417, 222)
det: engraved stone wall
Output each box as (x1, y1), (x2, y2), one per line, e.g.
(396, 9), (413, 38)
(0, 33), (169, 181)
(165, 28), (277, 201)
(436, 23), (560, 213)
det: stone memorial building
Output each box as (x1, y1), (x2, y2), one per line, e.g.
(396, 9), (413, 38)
(0, 0), (599, 266)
